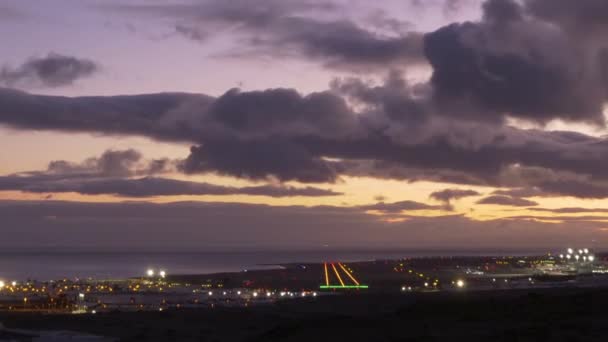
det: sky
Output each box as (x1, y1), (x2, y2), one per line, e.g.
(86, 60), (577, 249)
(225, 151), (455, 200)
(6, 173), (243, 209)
(1, 0), (608, 251)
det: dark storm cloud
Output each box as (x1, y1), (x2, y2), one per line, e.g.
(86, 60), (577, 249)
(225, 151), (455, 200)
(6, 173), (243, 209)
(525, 0), (608, 37)
(110, 0), (426, 70)
(424, 0), (608, 124)
(429, 189), (481, 204)
(5, 72), (608, 197)
(477, 195), (538, 207)
(0, 87), (214, 141)
(0, 53), (100, 88)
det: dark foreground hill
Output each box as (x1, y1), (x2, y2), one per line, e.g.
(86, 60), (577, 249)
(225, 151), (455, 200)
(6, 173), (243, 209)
(0, 288), (605, 341)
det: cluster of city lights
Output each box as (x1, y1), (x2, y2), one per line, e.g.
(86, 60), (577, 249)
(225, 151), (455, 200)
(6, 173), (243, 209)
(559, 248), (595, 263)
(146, 269), (167, 278)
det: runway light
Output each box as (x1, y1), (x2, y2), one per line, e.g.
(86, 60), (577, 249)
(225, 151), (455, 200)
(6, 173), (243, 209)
(147, 269), (154, 277)
(456, 280), (465, 288)
(159, 270), (166, 278)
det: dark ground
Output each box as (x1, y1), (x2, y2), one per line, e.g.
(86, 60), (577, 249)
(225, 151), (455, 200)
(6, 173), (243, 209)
(0, 288), (605, 341)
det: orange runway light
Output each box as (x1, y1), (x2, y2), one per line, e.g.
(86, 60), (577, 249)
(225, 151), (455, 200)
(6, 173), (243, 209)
(331, 263), (345, 286)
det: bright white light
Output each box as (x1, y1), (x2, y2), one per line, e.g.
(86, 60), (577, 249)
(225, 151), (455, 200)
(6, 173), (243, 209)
(424, 282), (428, 287)
(208, 291), (213, 296)
(159, 270), (166, 278)
(312, 292), (317, 297)
(11, 281), (16, 286)
(237, 291), (241, 295)
(578, 249), (583, 254)
(583, 256), (588, 261)
(456, 280), (465, 288)
(280, 292), (286, 297)
(301, 292), (306, 297)
(589, 255), (595, 262)
(147, 269), (154, 277)
(91, 310), (96, 314)
(584, 248), (589, 254)
(575, 255), (580, 261)
(567, 248), (574, 254)
(252, 292), (258, 297)
(559, 254), (564, 259)
(267, 292), (272, 297)
(223, 292), (227, 296)
(0, 281), (4, 289)
(401, 286), (406, 291)
(566, 254), (571, 259)
(79, 293), (85, 299)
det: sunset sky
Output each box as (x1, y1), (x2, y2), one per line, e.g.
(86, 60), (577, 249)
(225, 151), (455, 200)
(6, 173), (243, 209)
(1, 0), (608, 250)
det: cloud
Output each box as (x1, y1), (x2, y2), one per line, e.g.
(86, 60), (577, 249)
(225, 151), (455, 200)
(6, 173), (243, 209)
(0, 200), (605, 250)
(528, 207), (608, 214)
(0, 53), (100, 88)
(5, 74), (608, 198)
(477, 195), (539, 207)
(359, 200), (442, 213)
(525, 0), (608, 38)
(109, 0), (426, 71)
(0, 175), (340, 198)
(424, 0), (608, 124)
(429, 189), (481, 207)
(0, 150), (340, 198)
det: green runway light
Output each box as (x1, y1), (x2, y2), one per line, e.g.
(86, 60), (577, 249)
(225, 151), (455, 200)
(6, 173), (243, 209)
(319, 285), (369, 289)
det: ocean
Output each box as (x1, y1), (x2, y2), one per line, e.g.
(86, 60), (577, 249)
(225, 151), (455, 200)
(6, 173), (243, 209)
(0, 248), (547, 281)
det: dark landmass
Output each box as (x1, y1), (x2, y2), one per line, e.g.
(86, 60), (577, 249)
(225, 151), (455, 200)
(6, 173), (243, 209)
(1, 287), (605, 341)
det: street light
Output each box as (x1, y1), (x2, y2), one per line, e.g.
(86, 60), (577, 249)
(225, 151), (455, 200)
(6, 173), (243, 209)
(147, 269), (154, 277)
(456, 280), (465, 288)
(159, 270), (166, 278)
